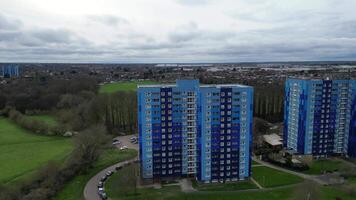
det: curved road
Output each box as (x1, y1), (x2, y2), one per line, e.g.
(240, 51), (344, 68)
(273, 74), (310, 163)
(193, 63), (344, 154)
(84, 135), (138, 200)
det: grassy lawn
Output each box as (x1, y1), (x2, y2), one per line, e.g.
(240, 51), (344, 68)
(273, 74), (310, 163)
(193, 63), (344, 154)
(106, 163), (183, 200)
(106, 164), (355, 200)
(99, 81), (158, 93)
(27, 114), (59, 127)
(347, 177), (356, 185)
(321, 186), (356, 200)
(177, 188), (294, 200)
(192, 180), (258, 191)
(252, 160), (260, 165)
(304, 159), (346, 175)
(252, 166), (304, 188)
(0, 117), (73, 185)
(54, 148), (137, 200)
(107, 184), (356, 200)
(108, 177), (293, 200)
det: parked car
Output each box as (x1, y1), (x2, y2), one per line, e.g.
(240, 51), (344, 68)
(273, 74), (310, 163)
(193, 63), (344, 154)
(120, 146), (128, 150)
(105, 170), (113, 176)
(98, 188), (104, 195)
(97, 181), (103, 188)
(115, 165), (123, 171)
(100, 192), (108, 200)
(100, 176), (107, 182)
(112, 141), (120, 145)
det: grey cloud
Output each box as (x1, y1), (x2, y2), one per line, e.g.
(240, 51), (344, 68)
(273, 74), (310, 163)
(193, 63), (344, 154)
(0, 14), (22, 30)
(176, 0), (211, 6)
(168, 22), (235, 43)
(87, 15), (129, 26)
(30, 29), (73, 44)
(1, 1), (356, 63)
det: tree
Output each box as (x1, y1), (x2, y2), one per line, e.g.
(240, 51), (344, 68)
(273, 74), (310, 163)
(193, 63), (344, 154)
(71, 125), (110, 171)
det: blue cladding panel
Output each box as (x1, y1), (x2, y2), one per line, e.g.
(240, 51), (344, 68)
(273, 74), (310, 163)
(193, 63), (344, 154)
(348, 81), (356, 157)
(283, 80), (291, 147)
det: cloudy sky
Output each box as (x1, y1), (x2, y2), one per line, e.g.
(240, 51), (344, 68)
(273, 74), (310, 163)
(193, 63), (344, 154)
(1, 0), (356, 63)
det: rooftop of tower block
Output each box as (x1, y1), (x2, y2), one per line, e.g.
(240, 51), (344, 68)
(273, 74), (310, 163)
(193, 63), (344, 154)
(137, 79), (252, 89)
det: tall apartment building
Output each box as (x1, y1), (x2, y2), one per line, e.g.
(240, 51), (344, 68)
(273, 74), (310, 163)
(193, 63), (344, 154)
(1, 64), (19, 78)
(284, 78), (356, 158)
(138, 80), (253, 183)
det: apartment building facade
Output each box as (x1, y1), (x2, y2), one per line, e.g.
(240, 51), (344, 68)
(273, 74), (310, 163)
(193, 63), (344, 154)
(1, 64), (19, 78)
(138, 80), (253, 182)
(284, 78), (356, 158)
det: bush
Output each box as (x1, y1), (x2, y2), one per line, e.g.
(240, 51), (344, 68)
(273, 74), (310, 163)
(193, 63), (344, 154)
(7, 108), (66, 136)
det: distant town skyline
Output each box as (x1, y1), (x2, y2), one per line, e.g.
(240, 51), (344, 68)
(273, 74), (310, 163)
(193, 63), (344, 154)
(1, 0), (356, 63)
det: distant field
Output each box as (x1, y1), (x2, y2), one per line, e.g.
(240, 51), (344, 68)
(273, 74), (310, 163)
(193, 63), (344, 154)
(0, 117), (73, 185)
(27, 114), (59, 127)
(99, 81), (158, 93)
(252, 166), (304, 188)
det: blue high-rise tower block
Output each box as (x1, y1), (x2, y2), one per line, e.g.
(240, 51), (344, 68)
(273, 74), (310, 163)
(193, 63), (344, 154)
(284, 78), (356, 158)
(1, 64), (20, 78)
(138, 80), (253, 183)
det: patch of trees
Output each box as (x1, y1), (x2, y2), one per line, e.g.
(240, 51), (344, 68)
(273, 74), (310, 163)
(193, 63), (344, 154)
(0, 125), (110, 200)
(254, 85), (284, 122)
(4, 109), (66, 136)
(0, 78), (98, 112)
(87, 92), (137, 135)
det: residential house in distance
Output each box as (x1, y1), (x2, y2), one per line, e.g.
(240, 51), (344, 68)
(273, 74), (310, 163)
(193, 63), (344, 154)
(137, 80), (254, 183)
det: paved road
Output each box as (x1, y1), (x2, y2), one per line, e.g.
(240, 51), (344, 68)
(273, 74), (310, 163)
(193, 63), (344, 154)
(252, 157), (328, 185)
(84, 135), (138, 200)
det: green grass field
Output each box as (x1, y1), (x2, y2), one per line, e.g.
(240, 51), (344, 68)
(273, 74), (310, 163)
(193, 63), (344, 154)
(27, 114), (59, 127)
(106, 164), (355, 200)
(0, 117), (73, 185)
(252, 166), (304, 188)
(304, 159), (346, 175)
(99, 81), (158, 93)
(54, 148), (137, 200)
(192, 180), (258, 191)
(106, 168), (293, 200)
